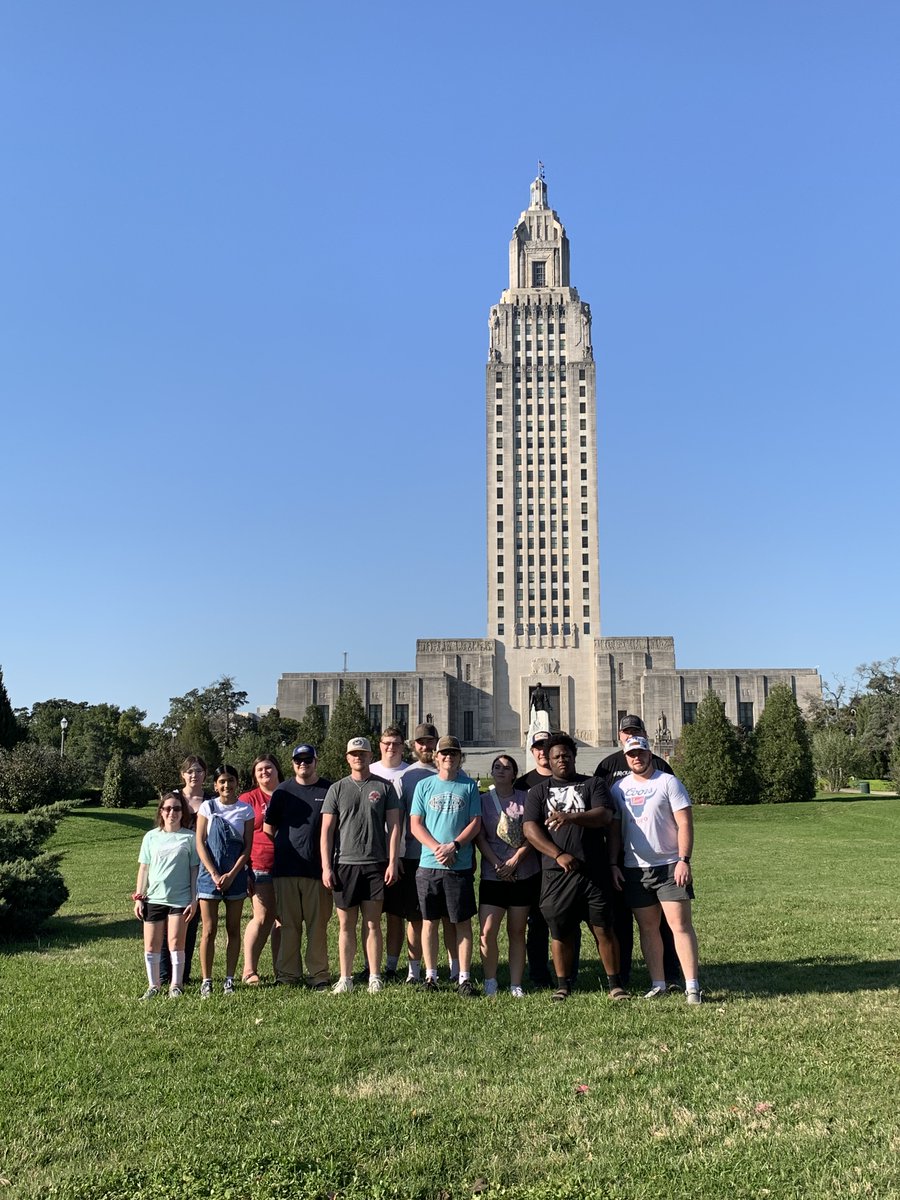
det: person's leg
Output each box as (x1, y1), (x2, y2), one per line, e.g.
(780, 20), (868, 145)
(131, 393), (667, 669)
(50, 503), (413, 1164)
(406, 918), (423, 978)
(660, 899), (699, 983)
(634, 902), (665, 984)
(659, 908), (682, 984)
(590, 924), (625, 994)
(336, 904), (359, 980)
(526, 905), (552, 986)
(611, 886), (634, 986)
(386, 913), (405, 966)
(158, 927), (171, 986)
(143, 918), (165, 989)
(361, 900), (384, 977)
(506, 905), (530, 989)
(479, 905), (504, 984)
(442, 916), (459, 977)
(549, 933), (575, 994)
(223, 899), (245, 979)
(182, 905), (200, 984)
(273, 877), (302, 984)
(199, 900), (219, 980)
(301, 878), (333, 986)
(421, 919), (440, 975)
(243, 882), (277, 980)
(167, 912), (187, 990)
(455, 918), (473, 977)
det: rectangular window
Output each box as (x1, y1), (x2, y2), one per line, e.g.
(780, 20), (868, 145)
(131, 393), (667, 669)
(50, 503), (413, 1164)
(367, 705), (382, 735)
(738, 702), (754, 730)
(316, 704), (330, 730)
(532, 261), (546, 287)
(683, 702), (698, 726)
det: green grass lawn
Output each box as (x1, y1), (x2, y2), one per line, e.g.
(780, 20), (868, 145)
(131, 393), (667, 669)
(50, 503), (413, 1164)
(1, 800), (899, 1200)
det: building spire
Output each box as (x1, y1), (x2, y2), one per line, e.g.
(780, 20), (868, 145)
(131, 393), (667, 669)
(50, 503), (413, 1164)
(529, 163), (548, 210)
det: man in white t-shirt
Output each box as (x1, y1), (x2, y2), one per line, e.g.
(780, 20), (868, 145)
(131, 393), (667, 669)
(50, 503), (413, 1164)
(610, 737), (702, 1005)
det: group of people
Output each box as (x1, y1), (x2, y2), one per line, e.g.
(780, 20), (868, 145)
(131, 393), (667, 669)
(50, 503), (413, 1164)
(133, 716), (701, 1004)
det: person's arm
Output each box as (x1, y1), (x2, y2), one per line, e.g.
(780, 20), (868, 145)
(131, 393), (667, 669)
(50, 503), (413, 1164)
(410, 812), (457, 865)
(672, 805), (694, 888)
(320, 811), (338, 889)
(523, 819), (578, 873)
(218, 816), (254, 892)
(262, 821), (276, 840)
(385, 808), (401, 885)
(133, 862), (149, 919)
(607, 815), (624, 890)
(546, 806), (612, 831)
(195, 813), (222, 888)
(184, 863), (199, 921)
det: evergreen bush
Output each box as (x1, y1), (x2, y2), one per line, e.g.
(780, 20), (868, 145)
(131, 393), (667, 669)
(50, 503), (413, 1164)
(752, 684), (816, 803)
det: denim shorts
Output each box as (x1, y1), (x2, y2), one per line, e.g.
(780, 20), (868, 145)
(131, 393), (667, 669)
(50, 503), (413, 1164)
(252, 871), (274, 885)
(197, 863), (249, 902)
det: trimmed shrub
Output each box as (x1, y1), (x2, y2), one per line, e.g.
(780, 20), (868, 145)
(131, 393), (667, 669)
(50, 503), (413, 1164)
(752, 684), (816, 804)
(673, 691), (756, 804)
(0, 743), (80, 813)
(0, 801), (73, 937)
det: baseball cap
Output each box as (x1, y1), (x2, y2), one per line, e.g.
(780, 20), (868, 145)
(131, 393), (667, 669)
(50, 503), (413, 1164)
(414, 723), (439, 741)
(346, 736), (372, 753)
(436, 735), (461, 753)
(618, 714), (647, 734)
(292, 744), (317, 761)
(623, 736), (650, 753)
(529, 731), (551, 749)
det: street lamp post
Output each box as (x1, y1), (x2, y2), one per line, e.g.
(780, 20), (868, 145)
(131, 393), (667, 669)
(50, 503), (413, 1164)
(60, 717), (69, 758)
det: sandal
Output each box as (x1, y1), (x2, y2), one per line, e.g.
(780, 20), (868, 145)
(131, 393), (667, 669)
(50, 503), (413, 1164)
(608, 986), (629, 1001)
(242, 973), (261, 986)
(551, 987), (570, 1003)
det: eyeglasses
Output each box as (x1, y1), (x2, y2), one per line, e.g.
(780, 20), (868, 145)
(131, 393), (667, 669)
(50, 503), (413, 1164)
(161, 806), (182, 814)
(492, 762), (514, 771)
(380, 741), (403, 749)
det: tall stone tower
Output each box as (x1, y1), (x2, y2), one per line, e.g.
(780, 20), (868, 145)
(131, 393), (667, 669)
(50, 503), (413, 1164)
(486, 169), (602, 740)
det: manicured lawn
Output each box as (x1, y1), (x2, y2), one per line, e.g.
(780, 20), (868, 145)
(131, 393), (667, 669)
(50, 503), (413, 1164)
(1, 800), (898, 1199)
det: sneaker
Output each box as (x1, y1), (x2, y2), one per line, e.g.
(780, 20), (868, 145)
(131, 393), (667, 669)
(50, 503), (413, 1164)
(510, 985), (526, 999)
(423, 978), (439, 993)
(311, 980), (331, 992)
(200, 980), (213, 1000)
(483, 979), (499, 997)
(457, 979), (476, 998)
(405, 974), (422, 986)
(368, 976), (384, 994)
(353, 968), (370, 984)
(383, 968), (400, 984)
(644, 986), (667, 1000)
(686, 989), (703, 1005)
(168, 986), (184, 999)
(222, 978), (235, 996)
(139, 986), (160, 1002)
(332, 977), (354, 994)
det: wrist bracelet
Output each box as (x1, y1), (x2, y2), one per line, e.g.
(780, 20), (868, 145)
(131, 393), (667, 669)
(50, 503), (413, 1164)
(131, 892), (146, 902)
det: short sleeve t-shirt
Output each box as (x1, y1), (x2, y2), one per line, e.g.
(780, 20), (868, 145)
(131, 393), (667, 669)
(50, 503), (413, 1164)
(523, 773), (616, 879)
(240, 787), (276, 873)
(594, 749), (674, 785)
(322, 776), (400, 865)
(264, 778), (332, 877)
(398, 764), (437, 860)
(410, 774), (482, 871)
(199, 797), (255, 836)
(479, 788), (539, 881)
(139, 828), (199, 907)
(611, 771), (692, 868)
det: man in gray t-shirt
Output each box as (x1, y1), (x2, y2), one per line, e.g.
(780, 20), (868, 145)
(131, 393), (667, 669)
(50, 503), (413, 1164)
(321, 737), (401, 994)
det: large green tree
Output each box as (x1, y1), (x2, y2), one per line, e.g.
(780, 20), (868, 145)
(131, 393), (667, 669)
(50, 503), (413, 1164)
(317, 685), (377, 782)
(673, 690), (755, 805)
(0, 667), (23, 750)
(812, 726), (859, 792)
(752, 684), (816, 804)
(163, 676), (250, 752)
(175, 707), (221, 771)
(0, 743), (80, 813)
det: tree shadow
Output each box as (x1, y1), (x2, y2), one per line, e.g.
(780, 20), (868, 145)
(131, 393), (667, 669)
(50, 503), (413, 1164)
(1, 913), (140, 954)
(702, 956), (900, 996)
(74, 809), (154, 832)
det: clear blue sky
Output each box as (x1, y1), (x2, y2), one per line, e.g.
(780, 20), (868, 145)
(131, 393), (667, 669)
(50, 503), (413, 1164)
(3, 1), (898, 723)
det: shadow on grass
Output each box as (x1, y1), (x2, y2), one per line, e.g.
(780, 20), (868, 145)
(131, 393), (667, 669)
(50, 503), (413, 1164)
(74, 808), (154, 832)
(706, 955), (900, 996)
(1, 913), (139, 954)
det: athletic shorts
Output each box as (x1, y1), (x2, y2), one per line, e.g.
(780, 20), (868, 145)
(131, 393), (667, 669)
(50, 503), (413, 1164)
(383, 857), (422, 921)
(479, 873), (541, 911)
(624, 864), (695, 908)
(415, 867), (477, 923)
(143, 902), (189, 923)
(539, 867), (613, 939)
(334, 862), (386, 910)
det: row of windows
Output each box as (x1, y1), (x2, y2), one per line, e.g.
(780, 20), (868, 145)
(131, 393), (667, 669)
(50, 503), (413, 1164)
(512, 321), (566, 334)
(495, 620), (591, 637)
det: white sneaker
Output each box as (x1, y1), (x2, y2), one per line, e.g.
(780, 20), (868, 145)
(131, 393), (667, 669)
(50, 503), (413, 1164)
(368, 976), (384, 994)
(483, 979), (499, 997)
(332, 977), (354, 994)
(686, 989), (703, 1005)
(139, 986), (160, 1002)
(644, 985), (667, 999)
(168, 986), (184, 999)
(509, 985), (525, 999)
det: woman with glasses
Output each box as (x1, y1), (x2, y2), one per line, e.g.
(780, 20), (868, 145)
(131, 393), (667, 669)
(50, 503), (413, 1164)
(240, 754), (284, 984)
(476, 754), (539, 998)
(133, 792), (199, 999)
(158, 755), (211, 986)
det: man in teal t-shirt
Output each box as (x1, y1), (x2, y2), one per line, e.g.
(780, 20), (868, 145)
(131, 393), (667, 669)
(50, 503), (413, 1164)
(409, 736), (481, 996)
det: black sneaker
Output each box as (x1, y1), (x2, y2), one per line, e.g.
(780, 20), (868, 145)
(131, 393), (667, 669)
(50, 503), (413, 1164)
(383, 968), (400, 984)
(457, 979), (476, 998)
(423, 978), (439, 993)
(353, 968), (370, 985)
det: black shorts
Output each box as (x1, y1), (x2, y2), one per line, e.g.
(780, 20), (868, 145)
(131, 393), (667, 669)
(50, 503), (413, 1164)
(415, 867), (477, 923)
(334, 862), (386, 910)
(144, 902), (188, 923)
(624, 864), (695, 908)
(383, 857), (423, 921)
(539, 867), (613, 939)
(479, 873), (541, 911)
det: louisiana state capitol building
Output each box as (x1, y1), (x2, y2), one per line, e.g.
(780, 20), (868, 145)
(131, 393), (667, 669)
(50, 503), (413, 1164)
(277, 173), (821, 749)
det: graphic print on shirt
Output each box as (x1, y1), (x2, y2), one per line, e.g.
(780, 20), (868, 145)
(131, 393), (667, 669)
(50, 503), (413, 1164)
(427, 788), (467, 815)
(547, 783), (587, 814)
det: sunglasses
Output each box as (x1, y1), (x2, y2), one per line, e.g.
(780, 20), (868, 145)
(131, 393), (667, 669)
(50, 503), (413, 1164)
(294, 757), (315, 765)
(161, 806), (182, 814)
